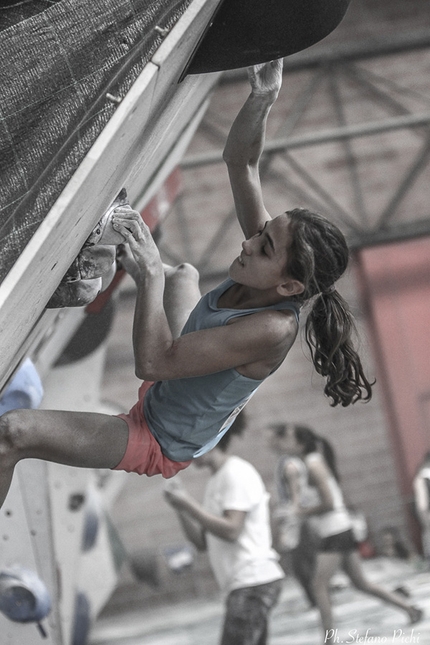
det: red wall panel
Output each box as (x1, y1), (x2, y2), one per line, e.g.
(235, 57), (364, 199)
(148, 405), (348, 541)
(356, 237), (430, 502)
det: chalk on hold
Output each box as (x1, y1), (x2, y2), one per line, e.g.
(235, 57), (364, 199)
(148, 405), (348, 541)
(84, 188), (130, 247)
(46, 277), (102, 309)
(46, 189), (130, 308)
(64, 246), (116, 282)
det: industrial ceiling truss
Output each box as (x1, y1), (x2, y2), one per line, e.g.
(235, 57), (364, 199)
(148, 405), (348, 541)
(160, 32), (430, 280)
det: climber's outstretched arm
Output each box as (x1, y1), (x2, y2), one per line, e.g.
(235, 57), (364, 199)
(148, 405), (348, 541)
(223, 59), (283, 240)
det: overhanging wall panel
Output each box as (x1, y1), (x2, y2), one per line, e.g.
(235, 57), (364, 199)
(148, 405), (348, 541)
(0, 0), (221, 390)
(0, 0), (193, 284)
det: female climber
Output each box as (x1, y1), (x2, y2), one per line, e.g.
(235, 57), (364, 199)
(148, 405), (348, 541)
(0, 59), (373, 508)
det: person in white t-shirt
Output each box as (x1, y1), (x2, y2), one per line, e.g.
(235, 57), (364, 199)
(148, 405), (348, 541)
(413, 451), (430, 563)
(164, 413), (284, 645)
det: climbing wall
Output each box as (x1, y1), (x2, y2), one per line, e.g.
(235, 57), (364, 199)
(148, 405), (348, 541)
(0, 342), (127, 644)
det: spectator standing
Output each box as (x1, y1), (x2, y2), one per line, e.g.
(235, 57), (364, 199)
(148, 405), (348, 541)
(164, 415), (284, 645)
(413, 451), (430, 564)
(270, 422), (320, 608)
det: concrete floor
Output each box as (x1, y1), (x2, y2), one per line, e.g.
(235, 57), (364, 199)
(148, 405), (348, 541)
(90, 558), (430, 645)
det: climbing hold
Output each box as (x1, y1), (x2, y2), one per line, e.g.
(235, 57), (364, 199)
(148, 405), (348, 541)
(0, 566), (52, 625)
(45, 278), (102, 309)
(64, 246), (116, 282)
(154, 25), (170, 36)
(0, 358), (43, 414)
(84, 189), (131, 247)
(183, 0), (352, 75)
(71, 592), (91, 645)
(106, 93), (122, 104)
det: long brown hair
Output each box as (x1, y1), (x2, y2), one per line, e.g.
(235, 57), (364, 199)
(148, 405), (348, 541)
(293, 425), (340, 481)
(286, 208), (373, 407)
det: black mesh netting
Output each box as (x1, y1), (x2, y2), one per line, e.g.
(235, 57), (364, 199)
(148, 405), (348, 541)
(0, 0), (192, 284)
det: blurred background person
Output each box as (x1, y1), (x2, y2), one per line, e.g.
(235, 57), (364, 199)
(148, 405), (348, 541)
(378, 526), (411, 561)
(270, 422), (320, 608)
(413, 451), (430, 566)
(164, 413), (284, 645)
(280, 424), (423, 644)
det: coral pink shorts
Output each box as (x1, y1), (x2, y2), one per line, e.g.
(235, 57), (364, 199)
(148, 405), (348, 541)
(112, 381), (191, 479)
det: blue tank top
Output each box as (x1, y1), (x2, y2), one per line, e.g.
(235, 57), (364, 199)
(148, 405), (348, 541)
(144, 278), (300, 461)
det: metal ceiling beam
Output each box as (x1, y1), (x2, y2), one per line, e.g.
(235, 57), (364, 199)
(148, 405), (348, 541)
(181, 112), (430, 169)
(165, 34), (430, 271)
(349, 216), (430, 250)
(376, 132), (430, 229)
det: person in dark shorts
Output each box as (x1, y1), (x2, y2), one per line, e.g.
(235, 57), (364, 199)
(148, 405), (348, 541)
(280, 424), (423, 643)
